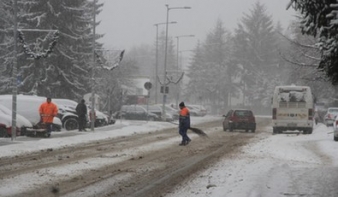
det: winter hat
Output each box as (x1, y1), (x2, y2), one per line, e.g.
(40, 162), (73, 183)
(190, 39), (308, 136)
(81, 99), (85, 103)
(179, 102), (185, 107)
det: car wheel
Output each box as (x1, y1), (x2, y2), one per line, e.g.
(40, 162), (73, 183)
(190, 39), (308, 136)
(20, 127), (27, 136)
(273, 127), (278, 134)
(64, 118), (78, 131)
(252, 129), (255, 133)
(0, 127), (8, 138)
(229, 124), (233, 132)
(245, 129), (248, 132)
(303, 129), (312, 135)
(334, 135), (338, 141)
(223, 124), (227, 131)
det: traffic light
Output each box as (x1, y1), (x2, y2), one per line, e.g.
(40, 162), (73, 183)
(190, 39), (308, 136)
(160, 86), (169, 93)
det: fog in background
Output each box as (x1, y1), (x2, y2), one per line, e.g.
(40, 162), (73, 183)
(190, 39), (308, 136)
(96, 0), (296, 51)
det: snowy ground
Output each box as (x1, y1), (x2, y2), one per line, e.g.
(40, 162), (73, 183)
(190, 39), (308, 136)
(1, 116), (338, 196)
(166, 123), (338, 197)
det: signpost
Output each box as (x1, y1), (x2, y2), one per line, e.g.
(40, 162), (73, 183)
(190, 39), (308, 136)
(144, 82), (152, 121)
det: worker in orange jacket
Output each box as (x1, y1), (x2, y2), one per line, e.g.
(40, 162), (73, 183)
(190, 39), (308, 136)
(178, 102), (191, 146)
(39, 97), (58, 137)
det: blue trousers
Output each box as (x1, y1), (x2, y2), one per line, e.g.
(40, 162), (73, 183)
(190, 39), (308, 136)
(179, 127), (190, 142)
(45, 123), (53, 134)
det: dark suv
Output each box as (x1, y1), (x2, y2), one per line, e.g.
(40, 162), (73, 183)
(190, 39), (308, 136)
(222, 109), (256, 132)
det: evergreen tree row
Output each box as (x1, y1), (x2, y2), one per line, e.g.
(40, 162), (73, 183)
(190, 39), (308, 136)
(0, 0), (103, 100)
(185, 2), (287, 114)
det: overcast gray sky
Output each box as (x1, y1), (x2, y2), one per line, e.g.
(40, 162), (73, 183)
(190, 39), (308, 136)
(96, 0), (296, 52)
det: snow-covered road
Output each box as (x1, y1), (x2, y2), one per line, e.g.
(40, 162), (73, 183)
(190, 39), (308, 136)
(166, 123), (338, 197)
(1, 116), (338, 197)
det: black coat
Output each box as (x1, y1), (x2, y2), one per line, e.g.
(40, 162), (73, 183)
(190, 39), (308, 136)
(76, 103), (87, 117)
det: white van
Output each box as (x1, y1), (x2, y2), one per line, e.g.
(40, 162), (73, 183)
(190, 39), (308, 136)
(271, 85), (314, 134)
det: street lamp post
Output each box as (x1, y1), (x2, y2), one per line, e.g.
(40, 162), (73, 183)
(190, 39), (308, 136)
(162, 4), (191, 121)
(175, 35), (194, 108)
(90, 0), (97, 131)
(154, 21), (176, 104)
(175, 35), (194, 70)
(11, 0), (18, 141)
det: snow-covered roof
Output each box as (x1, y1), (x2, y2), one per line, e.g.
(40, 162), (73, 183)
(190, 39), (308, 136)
(0, 104), (32, 128)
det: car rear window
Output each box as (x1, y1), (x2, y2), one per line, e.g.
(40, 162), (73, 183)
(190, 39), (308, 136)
(329, 108), (338, 113)
(234, 110), (253, 117)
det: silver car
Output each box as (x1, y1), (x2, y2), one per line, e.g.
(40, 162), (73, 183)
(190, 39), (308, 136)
(324, 107), (338, 126)
(334, 115), (338, 141)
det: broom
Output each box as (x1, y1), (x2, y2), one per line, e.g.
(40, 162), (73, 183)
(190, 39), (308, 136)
(188, 127), (208, 137)
(169, 122), (208, 137)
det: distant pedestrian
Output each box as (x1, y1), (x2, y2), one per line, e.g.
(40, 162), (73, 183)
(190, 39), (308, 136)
(39, 97), (58, 137)
(178, 102), (191, 146)
(76, 99), (87, 131)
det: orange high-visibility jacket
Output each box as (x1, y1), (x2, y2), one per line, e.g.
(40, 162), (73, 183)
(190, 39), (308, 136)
(39, 102), (58, 123)
(179, 107), (190, 129)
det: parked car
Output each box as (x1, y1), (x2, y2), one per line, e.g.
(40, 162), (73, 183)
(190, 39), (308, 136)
(333, 115), (338, 141)
(222, 109), (256, 132)
(324, 107), (338, 126)
(0, 95), (62, 135)
(87, 105), (109, 127)
(53, 98), (110, 128)
(119, 105), (160, 121)
(0, 104), (32, 137)
(140, 105), (174, 121)
(186, 105), (207, 117)
(102, 111), (116, 125)
(165, 105), (179, 120)
(57, 104), (79, 131)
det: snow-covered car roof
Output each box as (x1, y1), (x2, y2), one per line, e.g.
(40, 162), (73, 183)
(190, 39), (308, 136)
(0, 104), (32, 128)
(87, 107), (108, 121)
(53, 99), (78, 109)
(0, 95), (61, 126)
(54, 98), (108, 120)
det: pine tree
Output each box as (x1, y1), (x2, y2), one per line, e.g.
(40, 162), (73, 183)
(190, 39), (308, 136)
(288, 0), (338, 84)
(232, 2), (281, 108)
(0, 0), (103, 100)
(0, 0), (22, 93)
(282, 19), (337, 102)
(186, 19), (233, 112)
